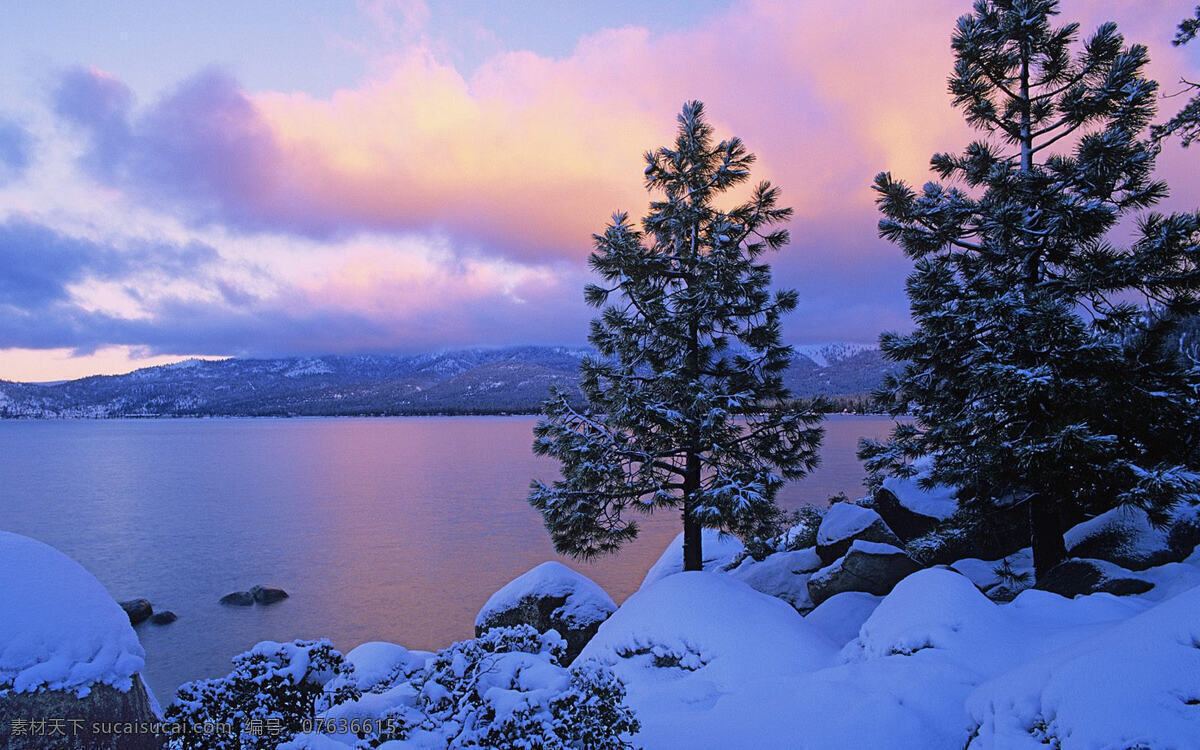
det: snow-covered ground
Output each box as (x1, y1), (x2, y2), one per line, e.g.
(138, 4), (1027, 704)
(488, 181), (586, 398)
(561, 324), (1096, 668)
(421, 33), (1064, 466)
(585, 553), (1200, 749)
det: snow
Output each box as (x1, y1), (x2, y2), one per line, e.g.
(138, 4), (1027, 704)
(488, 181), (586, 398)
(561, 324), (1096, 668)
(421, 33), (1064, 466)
(342, 641), (430, 691)
(951, 549), (1034, 591)
(793, 342), (875, 368)
(639, 529), (745, 590)
(804, 591), (882, 646)
(881, 456), (958, 520)
(475, 561), (615, 628)
(578, 572), (837, 748)
(0, 531), (145, 697)
(966, 584), (1200, 748)
(1063, 504), (1170, 562)
(577, 531), (1200, 750)
(816, 503), (884, 545)
(727, 548), (821, 611)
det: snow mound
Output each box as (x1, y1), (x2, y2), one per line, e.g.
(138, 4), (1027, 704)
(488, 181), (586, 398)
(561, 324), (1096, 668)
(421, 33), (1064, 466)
(343, 641), (429, 692)
(0, 531), (145, 696)
(849, 568), (998, 660)
(804, 591), (882, 646)
(880, 456), (958, 521)
(581, 571), (835, 680)
(639, 529), (744, 590)
(476, 561), (615, 629)
(966, 583), (1200, 748)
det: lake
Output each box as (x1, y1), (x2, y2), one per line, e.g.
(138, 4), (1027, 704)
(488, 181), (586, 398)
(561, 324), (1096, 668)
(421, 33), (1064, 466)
(0, 414), (900, 702)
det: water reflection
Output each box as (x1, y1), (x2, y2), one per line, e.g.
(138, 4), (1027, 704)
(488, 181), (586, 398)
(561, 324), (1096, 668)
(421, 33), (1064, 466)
(0, 414), (899, 700)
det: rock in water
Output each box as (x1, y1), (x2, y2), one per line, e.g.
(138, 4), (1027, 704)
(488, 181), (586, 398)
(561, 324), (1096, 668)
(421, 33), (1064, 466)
(476, 561), (616, 665)
(119, 598), (153, 625)
(220, 591), (254, 606)
(250, 585), (289, 604)
(149, 611), (177, 625)
(0, 531), (160, 749)
(808, 540), (922, 606)
(815, 504), (902, 564)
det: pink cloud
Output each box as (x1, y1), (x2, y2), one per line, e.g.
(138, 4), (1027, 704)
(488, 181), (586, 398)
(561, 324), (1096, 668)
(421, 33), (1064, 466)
(31, 0), (1199, 378)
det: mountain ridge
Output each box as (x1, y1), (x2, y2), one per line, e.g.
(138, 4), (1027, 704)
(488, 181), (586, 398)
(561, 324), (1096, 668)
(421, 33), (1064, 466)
(0, 344), (896, 418)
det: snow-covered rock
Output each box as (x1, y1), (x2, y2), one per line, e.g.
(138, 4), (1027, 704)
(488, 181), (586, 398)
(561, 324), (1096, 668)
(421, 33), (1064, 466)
(0, 532), (160, 749)
(727, 547), (822, 613)
(815, 503), (901, 563)
(875, 460), (958, 542)
(475, 561), (616, 664)
(1035, 558), (1154, 598)
(639, 529), (745, 590)
(1064, 505), (1176, 570)
(808, 540), (921, 606)
(0, 532), (145, 696)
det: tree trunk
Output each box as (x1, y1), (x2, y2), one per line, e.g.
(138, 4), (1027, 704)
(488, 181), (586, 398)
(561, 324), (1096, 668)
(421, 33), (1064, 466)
(1030, 494), (1066, 580)
(681, 450), (703, 571)
(682, 508), (703, 572)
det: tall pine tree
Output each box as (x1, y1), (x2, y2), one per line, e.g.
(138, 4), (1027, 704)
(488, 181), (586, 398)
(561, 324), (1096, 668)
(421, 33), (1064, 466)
(861, 0), (1200, 579)
(529, 101), (823, 571)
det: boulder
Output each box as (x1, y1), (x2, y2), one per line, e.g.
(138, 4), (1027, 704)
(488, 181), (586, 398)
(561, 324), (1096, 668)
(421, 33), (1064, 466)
(870, 458), (958, 543)
(219, 591), (254, 606)
(0, 531), (160, 749)
(119, 599), (153, 625)
(728, 548), (823, 613)
(250, 585), (289, 604)
(807, 540), (922, 606)
(904, 500), (1029, 565)
(815, 504), (902, 564)
(0, 678), (163, 750)
(149, 611), (177, 625)
(476, 561), (616, 665)
(1035, 558), (1154, 598)
(1064, 507), (1177, 571)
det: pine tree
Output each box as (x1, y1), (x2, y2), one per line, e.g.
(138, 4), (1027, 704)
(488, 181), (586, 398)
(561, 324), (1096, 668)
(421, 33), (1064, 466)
(1153, 5), (1200, 147)
(529, 101), (823, 571)
(860, 0), (1200, 580)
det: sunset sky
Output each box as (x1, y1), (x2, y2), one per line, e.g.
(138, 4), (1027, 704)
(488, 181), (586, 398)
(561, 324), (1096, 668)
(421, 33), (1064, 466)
(1, 0), (1197, 382)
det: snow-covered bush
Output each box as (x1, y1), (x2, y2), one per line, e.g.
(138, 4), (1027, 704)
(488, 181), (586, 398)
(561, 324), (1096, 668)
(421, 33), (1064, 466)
(165, 639), (359, 749)
(367, 625), (639, 748)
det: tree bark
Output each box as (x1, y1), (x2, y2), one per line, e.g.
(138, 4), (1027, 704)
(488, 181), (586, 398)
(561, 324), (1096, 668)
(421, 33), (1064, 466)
(1030, 494), (1067, 580)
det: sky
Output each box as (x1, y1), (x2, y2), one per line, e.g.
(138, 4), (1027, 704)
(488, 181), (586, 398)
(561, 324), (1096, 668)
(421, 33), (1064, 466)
(0, 0), (1197, 382)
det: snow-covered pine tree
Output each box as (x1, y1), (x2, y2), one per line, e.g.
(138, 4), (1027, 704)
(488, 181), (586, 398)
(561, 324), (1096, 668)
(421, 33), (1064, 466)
(1153, 5), (1200, 147)
(860, 0), (1200, 580)
(529, 101), (824, 571)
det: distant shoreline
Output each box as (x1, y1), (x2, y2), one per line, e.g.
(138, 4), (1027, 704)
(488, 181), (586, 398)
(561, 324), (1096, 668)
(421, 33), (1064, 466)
(0, 411), (908, 421)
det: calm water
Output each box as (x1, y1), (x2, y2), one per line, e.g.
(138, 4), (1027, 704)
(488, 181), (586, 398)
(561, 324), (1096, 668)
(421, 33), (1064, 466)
(0, 415), (899, 702)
